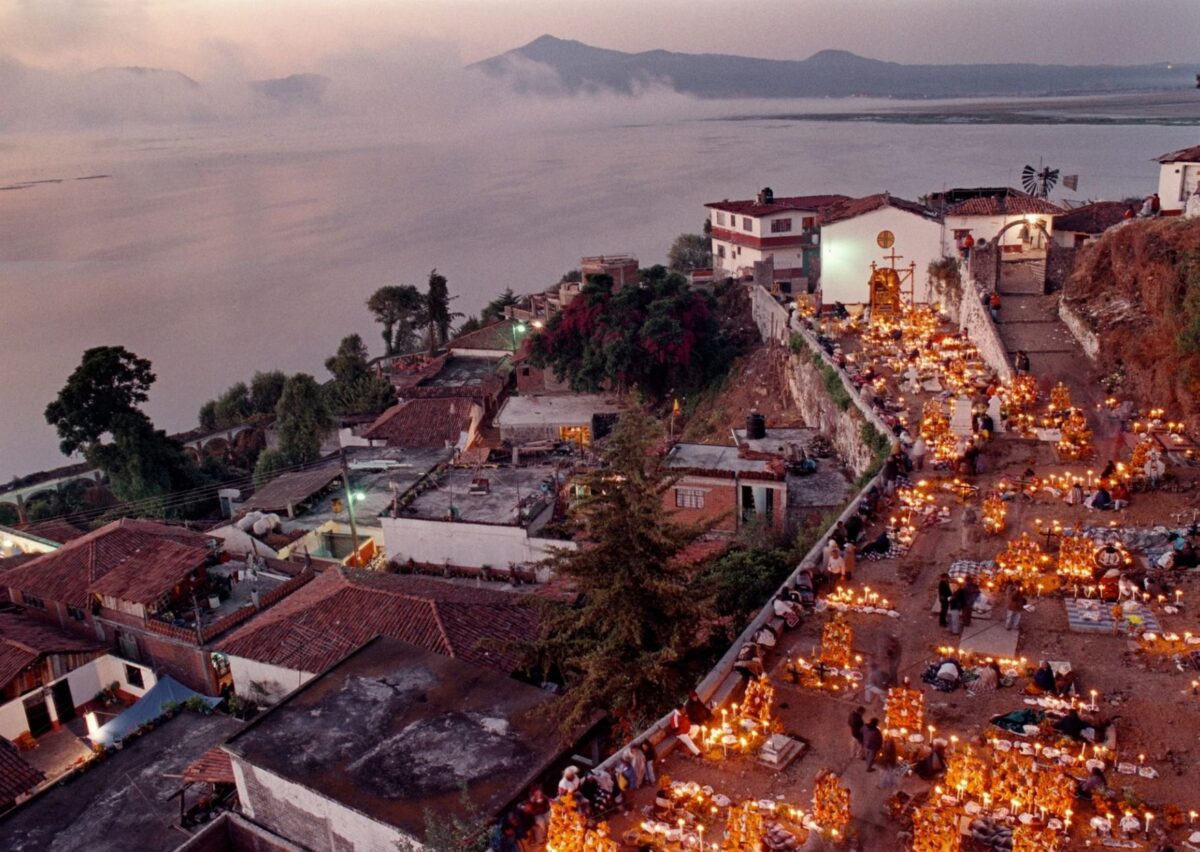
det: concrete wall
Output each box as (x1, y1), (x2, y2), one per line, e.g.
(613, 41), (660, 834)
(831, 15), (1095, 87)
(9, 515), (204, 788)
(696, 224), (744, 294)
(380, 515), (572, 570)
(958, 281), (1015, 381)
(228, 656), (313, 706)
(232, 757), (413, 852)
(819, 207), (945, 305)
(749, 283), (791, 346)
(1058, 300), (1101, 361)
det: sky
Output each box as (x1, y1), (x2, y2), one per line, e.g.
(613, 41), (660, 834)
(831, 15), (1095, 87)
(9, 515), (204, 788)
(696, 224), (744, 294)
(3, 0), (1198, 78)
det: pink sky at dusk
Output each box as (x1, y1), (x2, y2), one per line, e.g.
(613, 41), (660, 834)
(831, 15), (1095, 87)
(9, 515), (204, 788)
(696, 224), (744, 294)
(3, 0), (1198, 79)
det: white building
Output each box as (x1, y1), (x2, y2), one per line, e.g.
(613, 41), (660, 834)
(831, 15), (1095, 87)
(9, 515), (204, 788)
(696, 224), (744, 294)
(706, 189), (849, 285)
(942, 190), (1063, 256)
(1155, 144), (1200, 215)
(817, 194), (946, 304)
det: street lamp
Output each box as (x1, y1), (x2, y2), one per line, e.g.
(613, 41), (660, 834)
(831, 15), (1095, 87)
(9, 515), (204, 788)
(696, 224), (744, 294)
(511, 320), (527, 351)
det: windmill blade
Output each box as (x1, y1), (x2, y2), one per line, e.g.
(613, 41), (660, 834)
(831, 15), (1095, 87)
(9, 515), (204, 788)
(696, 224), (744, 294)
(1021, 165), (1038, 195)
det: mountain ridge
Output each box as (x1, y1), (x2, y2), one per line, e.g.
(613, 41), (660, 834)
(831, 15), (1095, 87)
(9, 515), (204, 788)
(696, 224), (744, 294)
(471, 35), (1200, 99)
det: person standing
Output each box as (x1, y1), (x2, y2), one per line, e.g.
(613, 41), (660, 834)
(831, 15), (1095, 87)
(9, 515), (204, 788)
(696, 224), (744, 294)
(1005, 585), (1028, 631)
(962, 577), (981, 628)
(668, 705), (702, 756)
(842, 541), (857, 583)
(948, 586), (965, 635)
(848, 706), (865, 759)
(910, 434), (927, 471)
(862, 719), (883, 772)
(989, 291), (1002, 322)
(937, 573), (953, 628)
(1014, 350), (1030, 375)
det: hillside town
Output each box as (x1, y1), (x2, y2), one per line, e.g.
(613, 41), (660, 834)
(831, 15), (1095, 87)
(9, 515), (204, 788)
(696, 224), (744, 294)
(1, 142), (1200, 852)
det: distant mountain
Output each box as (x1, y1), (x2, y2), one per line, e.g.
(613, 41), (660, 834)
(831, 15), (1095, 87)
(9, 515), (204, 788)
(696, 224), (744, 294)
(250, 73), (330, 106)
(471, 35), (1200, 99)
(90, 66), (200, 88)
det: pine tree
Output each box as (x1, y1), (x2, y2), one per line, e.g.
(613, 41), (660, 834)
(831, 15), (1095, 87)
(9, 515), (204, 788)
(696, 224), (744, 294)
(522, 400), (717, 736)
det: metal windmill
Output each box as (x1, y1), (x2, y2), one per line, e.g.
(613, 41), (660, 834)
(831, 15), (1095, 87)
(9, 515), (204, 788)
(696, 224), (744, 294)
(1021, 163), (1060, 198)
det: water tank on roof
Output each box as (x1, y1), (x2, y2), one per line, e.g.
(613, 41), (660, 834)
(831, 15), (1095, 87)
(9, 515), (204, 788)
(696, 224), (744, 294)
(746, 412), (766, 440)
(252, 518), (273, 537)
(235, 511), (262, 531)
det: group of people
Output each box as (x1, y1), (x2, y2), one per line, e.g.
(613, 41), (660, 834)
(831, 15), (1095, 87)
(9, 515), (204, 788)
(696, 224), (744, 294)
(936, 573), (982, 635)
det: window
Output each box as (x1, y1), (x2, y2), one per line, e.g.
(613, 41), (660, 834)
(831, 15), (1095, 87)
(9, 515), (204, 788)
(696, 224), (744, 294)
(715, 212), (726, 226)
(67, 606), (85, 622)
(802, 216), (816, 230)
(771, 218), (792, 233)
(124, 664), (144, 689)
(742, 217), (754, 232)
(717, 245), (726, 258)
(22, 593), (45, 610)
(675, 488), (705, 509)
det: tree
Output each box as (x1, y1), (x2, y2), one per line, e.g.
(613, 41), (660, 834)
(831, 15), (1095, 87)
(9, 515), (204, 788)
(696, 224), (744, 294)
(324, 335), (395, 416)
(274, 374), (333, 464)
(253, 448), (288, 488)
(519, 402), (717, 736)
(480, 287), (519, 323)
(455, 315), (482, 337)
(667, 233), (712, 272)
(45, 345), (155, 456)
(198, 399), (218, 431)
(367, 285), (426, 356)
(249, 370), (288, 415)
(213, 382), (252, 428)
(530, 269), (732, 400)
(425, 269), (461, 354)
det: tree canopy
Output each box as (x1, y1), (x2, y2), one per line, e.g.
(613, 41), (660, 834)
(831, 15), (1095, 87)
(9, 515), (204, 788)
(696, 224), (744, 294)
(668, 233), (712, 272)
(425, 269), (460, 354)
(275, 373), (334, 464)
(519, 402), (717, 735)
(479, 287), (519, 324)
(529, 267), (733, 399)
(249, 370), (288, 415)
(367, 284), (426, 356)
(323, 335), (396, 416)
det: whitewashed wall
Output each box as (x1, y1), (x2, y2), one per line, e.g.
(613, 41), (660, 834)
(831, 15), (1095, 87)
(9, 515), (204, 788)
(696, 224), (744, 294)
(380, 516), (572, 570)
(819, 207), (945, 305)
(228, 656), (313, 706)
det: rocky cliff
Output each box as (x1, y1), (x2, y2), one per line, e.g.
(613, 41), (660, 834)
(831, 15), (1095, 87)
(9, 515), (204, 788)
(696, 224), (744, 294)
(1061, 217), (1200, 426)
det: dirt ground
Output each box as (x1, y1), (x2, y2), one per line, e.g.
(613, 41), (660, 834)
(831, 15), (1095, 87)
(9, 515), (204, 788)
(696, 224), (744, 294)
(604, 326), (1200, 851)
(681, 347), (799, 444)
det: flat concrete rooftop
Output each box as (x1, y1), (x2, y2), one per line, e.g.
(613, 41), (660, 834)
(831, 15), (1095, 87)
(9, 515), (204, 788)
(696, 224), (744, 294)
(732, 426), (821, 455)
(223, 636), (565, 843)
(666, 442), (781, 476)
(421, 355), (508, 388)
(401, 464), (560, 526)
(288, 447), (451, 530)
(496, 393), (621, 427)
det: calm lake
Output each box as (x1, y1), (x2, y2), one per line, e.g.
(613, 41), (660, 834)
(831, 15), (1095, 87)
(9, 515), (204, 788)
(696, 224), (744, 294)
(0, 99), (1194, 477)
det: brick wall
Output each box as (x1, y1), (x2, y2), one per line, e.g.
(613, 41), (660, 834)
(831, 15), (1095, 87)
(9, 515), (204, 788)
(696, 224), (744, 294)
(665, 478), (739, 534)
(970, 244), (998, 293)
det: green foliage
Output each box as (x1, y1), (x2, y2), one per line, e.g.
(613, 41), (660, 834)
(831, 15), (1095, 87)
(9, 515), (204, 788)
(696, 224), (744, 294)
(198, 399), (218, 431)
(249, 371), (288, 415)
(275, 373), (333, 464)
(396, 786), (489, 852)
(1174, 249), (1200, 354)
(213, 382), (252, 427)
(480, 287), (519, 323)
(45, 345), (155, 456)
(696, 547), (791, 619)
(425, 269), (461, 354)
(518, 400), (717, 736)
(818, 359), (852, 411)
(324, 335), (395, 416)
(530, 268), (734, 400)
(0, 503), (19, 526)
(789, 332), (806, 355)
(667, 233), (712, 272)
(46, 346), (208, 517)
(367, 284), (426, 356)
(455, 315), (482, 337)
(253, 448), (289, 488)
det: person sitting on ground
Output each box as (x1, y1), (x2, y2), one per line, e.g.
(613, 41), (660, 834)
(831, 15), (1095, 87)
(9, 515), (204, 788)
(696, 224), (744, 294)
(558, 766), (581, 798)
(826, 540), (846, 584)
(858, 486), (881, 520)
(844, 512), (864, 545)
(1053, 708), (1087, 740)
(1065, 481), (1086, 506)
(1033, 661), (1057, 694)
(652, 776), (675, 819)
(969, 660), (1002, 695)
(774, 592), (803, 628)
(1174, 533), (1199, 569)
(935, 657), (962, 689)
(1077, 766), (1108, 798)
(798, 451), (818, 474)
(914, 742), (948, 780)
(733, 642), (765, 680)
(685, 690), (712, 726)
(861, 529), (892, 557)
(1086, 485), (1113, 511)
(1110, 480), (1131, 510)
(753, 623), (778, 649)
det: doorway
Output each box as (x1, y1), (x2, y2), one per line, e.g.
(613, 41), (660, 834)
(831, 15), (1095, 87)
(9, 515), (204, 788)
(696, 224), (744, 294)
(50, 680), (75, 724)
(23, 694), (51, 737)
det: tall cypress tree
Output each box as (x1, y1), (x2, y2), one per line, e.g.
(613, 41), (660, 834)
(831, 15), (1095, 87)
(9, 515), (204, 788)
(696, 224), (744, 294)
(522, 400), (718, 736)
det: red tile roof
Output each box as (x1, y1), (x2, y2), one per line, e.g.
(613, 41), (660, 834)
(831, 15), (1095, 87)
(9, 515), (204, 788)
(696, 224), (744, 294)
(706, 194), (850, 217)
(946, 192), (1063, 217)
(18, 520), (89, 545)
(0, 738), (43, 806)
(1, 519), (213, 608)
(1155, 144), (1200, 164)
(216, 567), (537, 676)
(819, 193), (939, 225)
(0, 613), (104, 688)
(362, 398), (477, 448)
(183, 746), (235, 785)
(1053, 201), (1132, 234)
(447, 318), (522, 353)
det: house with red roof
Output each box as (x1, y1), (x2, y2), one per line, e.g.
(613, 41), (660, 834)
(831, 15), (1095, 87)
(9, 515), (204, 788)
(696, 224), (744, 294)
(1052, 201), (1133, 247)
(1155, 144), (1200, 215)
(2, 518), (315, 694)
(214, 566), (538, 704)
(817, 193), (945, 305)
(942, 189), (1063, 256)
(706, 188), (849, 287)
(361, 397), (483, 452)
(0, 737), (44, 813)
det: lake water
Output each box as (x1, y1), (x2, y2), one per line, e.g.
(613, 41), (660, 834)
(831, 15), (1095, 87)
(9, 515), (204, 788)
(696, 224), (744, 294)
(0, 102), (1194, 478)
